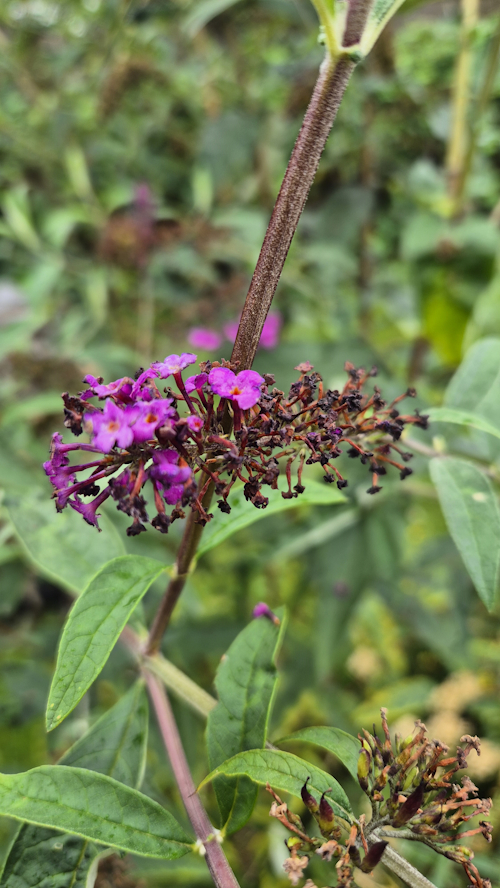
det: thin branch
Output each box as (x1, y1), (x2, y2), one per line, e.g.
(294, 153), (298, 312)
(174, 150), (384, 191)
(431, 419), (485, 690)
(144, 671), (241, 888)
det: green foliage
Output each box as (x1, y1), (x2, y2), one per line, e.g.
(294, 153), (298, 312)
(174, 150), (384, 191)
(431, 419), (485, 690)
(0, 682), (149, 888)
(200, 749), (352, 820)
(206, 608), (286, 834)
(0, 766), (192, 859)
(47, 556), (166, 730)
(430, 458), (500, 611)
(198, 481), (346, 558)
(6, 491), (126, 595)
(276, 726), (360, 780)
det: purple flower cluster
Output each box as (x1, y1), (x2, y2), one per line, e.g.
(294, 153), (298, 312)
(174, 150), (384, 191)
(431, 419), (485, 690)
(44, 352), (265, 535)
(45, 352), (427, 536)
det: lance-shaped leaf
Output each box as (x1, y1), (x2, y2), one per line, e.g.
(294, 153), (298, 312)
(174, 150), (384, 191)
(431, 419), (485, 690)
(198, 480), (346, 558)
(359, 0), (408, 55)
(206, 608), (286, 834)
(200, 749), (352, 821)
(426, 407), (500, 441)
(6, 490), (125, 595)
(0, 683), (150, 888)
(430, 457), (500, 611)
(277, 726), (360, 781)
(46, 556), (167, 731)
(0, 766), (192, 859)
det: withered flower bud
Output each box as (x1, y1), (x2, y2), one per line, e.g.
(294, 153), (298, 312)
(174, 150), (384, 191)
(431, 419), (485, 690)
(360, 841), (388, 873)
(301, 777), (319, 814)
(392, 783), (425, 827)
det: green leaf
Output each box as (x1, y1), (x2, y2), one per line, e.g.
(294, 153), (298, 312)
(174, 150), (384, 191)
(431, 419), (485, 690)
(0, 683), (149, 888)
(206, 608), (287, 834)
(430, 458), (500, 610)
(197, 481), (346, 558)
(276, 727), (360, 781)
(6, 490), (126, 595)
(60, 681), (149, 788)
(359, 0), (408, 54)
(426, 407), (500, 441)
(0, 766), (192, 858)
(46, 556), (166, 731)
(200, 749), (352, 821)
(445, 337), (500, 432)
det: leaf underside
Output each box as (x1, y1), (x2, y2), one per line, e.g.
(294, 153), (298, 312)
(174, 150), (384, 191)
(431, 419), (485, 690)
(276, 726), (361, 781)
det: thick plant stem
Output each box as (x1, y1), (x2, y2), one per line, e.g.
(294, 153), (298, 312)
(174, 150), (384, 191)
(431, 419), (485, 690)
(144, 671), (241, 888)
(145, 51), (356, 654)
(231, 51), (356, 370)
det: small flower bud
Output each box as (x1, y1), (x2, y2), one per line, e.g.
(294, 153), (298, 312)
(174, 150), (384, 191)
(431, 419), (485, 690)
(357, 747), (371, 791)
(360, 841), (388, 873)
(317, 792), (340, 838)
(301, 777), (319, 814)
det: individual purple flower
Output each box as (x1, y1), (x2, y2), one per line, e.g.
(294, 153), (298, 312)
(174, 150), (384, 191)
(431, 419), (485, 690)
(186, 414), (203, 433)
(208, 367), (264, 410)
(85, 400), (136, 452)
(260, 312), (282, 349)
(150, 450), (193, 505)
(188, 328), (222, 351)
(151, 353), (197, 379)
(69, 487), (111, 530)
(185, 372), (208, 393)
(82, 375), (134, 403)
(252, 602), (280, 625)
(131, 399), (176, 443)
(130, 367), (160, 399)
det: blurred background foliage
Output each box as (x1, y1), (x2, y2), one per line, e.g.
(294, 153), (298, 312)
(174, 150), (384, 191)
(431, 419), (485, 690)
(0, 0), (500, 886)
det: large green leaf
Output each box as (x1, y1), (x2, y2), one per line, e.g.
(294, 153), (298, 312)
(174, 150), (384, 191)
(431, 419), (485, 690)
(197, 480), (346, 558)
(430, 458), (500, 610)
(200, 749), (352, 821)
(46, 556), (166, 731)
(426, 407), (500, 441)
(276, 727), (360, 781)
(0, 683), (149, 888)
(0, 766), (191, 859)
(444, 337), (500, 432)
(6, 490), (125, 595)
(206, 608), (286, 834)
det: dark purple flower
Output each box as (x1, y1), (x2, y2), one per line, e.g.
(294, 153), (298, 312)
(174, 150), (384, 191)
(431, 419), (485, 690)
(69, 487), (111, 530)
(185, 372), (208, 393)
(151, 353), (197, 379)
(85, 400), (136, 452)
(208, 367), (264, 409)
(150, 450), (192, 484)
(83, 375), (134, 402)
(130, 367), (160, 399)
(131, 399), (176, 443)
(188, 328), (222, 351)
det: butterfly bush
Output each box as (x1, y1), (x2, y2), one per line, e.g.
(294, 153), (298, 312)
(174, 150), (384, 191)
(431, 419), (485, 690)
(44, 353), (428, 536)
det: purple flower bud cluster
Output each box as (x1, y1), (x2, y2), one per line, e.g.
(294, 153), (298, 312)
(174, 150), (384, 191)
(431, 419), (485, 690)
(44, 353), (428, 536)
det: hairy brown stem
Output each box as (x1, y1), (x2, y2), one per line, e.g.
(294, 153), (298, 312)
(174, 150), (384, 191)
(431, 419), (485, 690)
(145, 50), (356, 654)
(144, 671), (240, 888)
(231, 51), (356, 370)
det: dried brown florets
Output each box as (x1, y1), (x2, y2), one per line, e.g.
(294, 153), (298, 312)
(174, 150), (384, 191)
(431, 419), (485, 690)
(266, 711), (492, 888)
